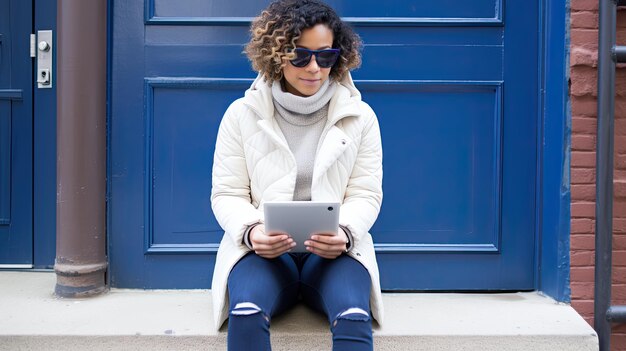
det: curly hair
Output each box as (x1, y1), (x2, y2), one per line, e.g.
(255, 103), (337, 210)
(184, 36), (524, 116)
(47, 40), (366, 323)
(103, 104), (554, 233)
(245, 0), (362, 83)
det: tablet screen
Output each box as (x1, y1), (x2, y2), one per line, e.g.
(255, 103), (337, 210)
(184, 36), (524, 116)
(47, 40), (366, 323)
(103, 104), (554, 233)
(264, 201), (340, 253)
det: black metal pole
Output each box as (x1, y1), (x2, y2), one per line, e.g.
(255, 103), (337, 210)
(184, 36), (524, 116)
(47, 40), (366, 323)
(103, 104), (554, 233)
(595, 0), (616, 350)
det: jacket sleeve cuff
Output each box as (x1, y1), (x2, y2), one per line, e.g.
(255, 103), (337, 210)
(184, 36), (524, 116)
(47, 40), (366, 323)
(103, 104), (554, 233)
(243, 221), (263, 250)
(339, 224), (354, 252)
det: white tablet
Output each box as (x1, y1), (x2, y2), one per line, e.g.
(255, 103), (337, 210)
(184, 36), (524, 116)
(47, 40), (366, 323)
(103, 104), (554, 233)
(264, 201), (340, 253)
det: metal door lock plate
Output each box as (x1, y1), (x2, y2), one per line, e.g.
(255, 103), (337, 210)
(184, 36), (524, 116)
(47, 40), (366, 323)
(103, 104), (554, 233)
(36, 30), (52, 89)
(37, 69), (50, 85)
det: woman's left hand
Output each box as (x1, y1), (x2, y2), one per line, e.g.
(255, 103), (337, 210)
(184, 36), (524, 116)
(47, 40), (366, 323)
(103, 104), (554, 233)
(304, 228), (349, 259)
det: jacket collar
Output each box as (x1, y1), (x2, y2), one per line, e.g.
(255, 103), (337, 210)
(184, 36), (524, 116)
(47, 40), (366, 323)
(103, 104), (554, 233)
(243, 73), (363, 187)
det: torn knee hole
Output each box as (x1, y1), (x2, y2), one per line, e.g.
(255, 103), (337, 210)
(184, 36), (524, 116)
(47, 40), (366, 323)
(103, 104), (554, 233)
(339, 307), (369, 319)
(230, 302), (264, 316)
(333, 307), (370, 326)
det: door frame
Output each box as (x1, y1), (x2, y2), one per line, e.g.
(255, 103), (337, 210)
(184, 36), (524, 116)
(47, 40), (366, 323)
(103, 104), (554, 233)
(33, 0), (57, 269)
(537, 0), (570, 302)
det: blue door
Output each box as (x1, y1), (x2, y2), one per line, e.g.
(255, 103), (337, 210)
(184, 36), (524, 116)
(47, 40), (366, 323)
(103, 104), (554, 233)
(111, 0), (537, 290)
(0, 0), (34, 267)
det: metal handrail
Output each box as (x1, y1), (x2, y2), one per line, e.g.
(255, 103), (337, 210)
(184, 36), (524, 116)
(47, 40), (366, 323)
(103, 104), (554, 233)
(607, 306), (626, 322)
(595, 0), (626, 350)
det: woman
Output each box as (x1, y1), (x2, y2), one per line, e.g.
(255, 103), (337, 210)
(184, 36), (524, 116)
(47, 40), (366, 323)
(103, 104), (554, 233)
(210, 1), (383, 349)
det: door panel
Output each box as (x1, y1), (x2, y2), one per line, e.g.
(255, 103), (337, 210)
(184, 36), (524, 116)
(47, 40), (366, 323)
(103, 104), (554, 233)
(111, 0), (537, 290)
(367, 83), (502, 249)
(149, 0), (501, 21)
(147, 80), (242, 252)
(0, 0), (34, 266)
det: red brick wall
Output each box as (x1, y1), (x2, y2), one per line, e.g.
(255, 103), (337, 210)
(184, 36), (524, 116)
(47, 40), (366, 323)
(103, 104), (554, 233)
(570, 1), (626, 349)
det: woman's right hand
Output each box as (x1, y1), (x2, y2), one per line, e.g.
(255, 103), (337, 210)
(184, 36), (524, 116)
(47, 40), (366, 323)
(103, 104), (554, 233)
(249, 224), (295, 259)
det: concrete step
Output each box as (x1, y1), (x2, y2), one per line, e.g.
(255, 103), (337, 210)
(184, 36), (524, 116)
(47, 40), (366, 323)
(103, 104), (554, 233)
(0, 271), (598, 351)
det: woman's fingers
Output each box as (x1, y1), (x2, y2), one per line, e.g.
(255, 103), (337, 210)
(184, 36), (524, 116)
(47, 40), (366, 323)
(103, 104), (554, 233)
(251, 235), (293, 250)
(255, 239), (294, 254)
(311, 233), (347, 245)
(305, 232), (348, 259)
(250, 226), (290, 248)
(254, 244), (292, 258)
(249, 225), (295, 258)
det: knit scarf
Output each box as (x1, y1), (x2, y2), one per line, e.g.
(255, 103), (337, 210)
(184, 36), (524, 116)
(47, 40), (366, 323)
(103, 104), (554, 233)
(271, 79), (337, 124)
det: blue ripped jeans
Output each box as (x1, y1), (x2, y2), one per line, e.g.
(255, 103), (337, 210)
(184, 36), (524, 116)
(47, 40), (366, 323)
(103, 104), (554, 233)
(227, 252), (373, 351)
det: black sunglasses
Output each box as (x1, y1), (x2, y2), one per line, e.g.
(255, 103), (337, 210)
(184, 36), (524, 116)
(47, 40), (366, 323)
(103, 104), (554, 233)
(289, 48), (341, 68)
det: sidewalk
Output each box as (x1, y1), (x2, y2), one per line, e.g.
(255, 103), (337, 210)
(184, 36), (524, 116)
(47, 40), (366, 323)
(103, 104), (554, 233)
(0, 271), (598, 350)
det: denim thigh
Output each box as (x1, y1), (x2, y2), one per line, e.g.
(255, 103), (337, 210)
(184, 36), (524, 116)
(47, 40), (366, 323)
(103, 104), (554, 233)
(299, 253), (371, 322)
(227, 252), (300, 318)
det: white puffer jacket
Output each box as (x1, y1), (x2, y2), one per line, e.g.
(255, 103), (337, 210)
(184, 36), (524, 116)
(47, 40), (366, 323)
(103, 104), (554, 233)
(210, 73), (383, 330)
